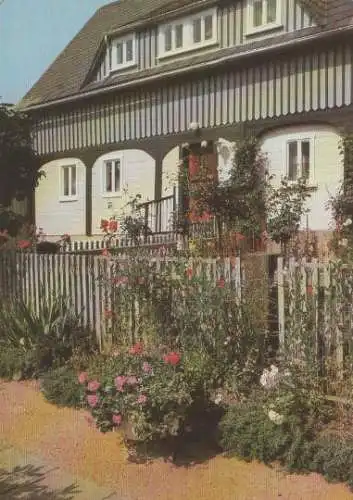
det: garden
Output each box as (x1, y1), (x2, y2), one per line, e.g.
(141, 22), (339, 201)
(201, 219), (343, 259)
(2, 137), (353, 497)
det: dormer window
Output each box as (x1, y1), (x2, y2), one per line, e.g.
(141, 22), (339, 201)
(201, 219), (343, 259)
(159, 8), (217, 59)
(247, 0), (282, 35)
(110, 35), (136, 71)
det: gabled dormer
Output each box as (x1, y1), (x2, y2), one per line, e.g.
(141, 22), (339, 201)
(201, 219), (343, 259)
(91, 0), (318, 85)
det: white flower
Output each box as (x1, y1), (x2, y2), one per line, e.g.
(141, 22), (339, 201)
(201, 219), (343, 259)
(189, 121), (200, 131)
(181, 142), (190, 149)
(201, 140), (208, 148)
(343, 218), (352, 227)
(214, 393), (222, 405)
(19, 338), (25, 346)
(224, 336), (231, 346)
(339, 238), (348, 247)
(260, 365), (280, 390)
(268, 410), (285, 425)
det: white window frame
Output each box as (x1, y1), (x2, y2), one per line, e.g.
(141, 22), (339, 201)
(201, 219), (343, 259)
(102, 156), (124, 198)
(285, 137), (316, 185)
(158, 8), (218, 59)
(110, 35), (136, 72)
(246, 0), (282, 36)
(59, 164), (78, 202)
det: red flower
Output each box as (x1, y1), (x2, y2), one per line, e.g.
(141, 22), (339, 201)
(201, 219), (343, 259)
(234, 232), (246, 243)
(129, 342), (143, 355)
(104, 309), (114, 319)
(100, 219), (109, 232)
(17, 240), (31, 249)
(200, 212), (212, 222)
(163, 351), (181, 366)
(186, 267), (193, 279)
(108, 220), (118, 232)
(217, 277), (225, 288)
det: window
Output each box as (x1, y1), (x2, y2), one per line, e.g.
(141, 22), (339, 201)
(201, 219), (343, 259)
(287, 140), (311, 181)
(103, 159), (122, 195)
(110, 36), (136, 71)
(60, 165), (77, 200)
(158, 8), (217, 58)
(247, 0), (281, 34)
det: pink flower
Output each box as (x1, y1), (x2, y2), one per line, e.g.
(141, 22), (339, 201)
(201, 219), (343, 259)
(217, 277), (225, 288)
(126, 376), (138, 386)
(78, 371), (88, 384)
(112, 413), (122, 426)
(17, 240), (31, 249)
(108, 220), (118, 232)
(87, 394), (99, 408)
(102, 248), (110, 257)
(114, 375), (127, 391)
(87, 380), (101, 392)
(142, 362), (152, 374)
(137, 394), (147, 405)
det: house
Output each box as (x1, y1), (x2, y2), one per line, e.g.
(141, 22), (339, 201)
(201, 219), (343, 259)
(17, 0), (353, 250)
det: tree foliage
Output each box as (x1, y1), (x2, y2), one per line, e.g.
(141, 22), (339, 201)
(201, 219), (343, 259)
(0, 104), (42, 207)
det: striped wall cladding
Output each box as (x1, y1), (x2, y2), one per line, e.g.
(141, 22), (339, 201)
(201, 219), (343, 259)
(94, 0), (315, 81)
(34, 44), (353, 156)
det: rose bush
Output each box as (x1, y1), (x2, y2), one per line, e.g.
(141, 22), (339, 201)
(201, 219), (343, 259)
(78, 343), (217, 442)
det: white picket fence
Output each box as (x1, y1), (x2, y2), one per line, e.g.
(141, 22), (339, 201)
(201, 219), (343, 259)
(0, 252), (242, 350)
(276, 257), (353, 374)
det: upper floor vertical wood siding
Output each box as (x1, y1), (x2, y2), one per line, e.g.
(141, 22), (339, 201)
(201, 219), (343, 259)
(94, 0), (315, 82)
(34, 43), (352, 156)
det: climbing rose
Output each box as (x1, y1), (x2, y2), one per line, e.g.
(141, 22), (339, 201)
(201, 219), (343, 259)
(112, 414), (122, 426)
(108, 220), (118, 232)
(17, 240), (31, 249)
(78, 372), (88, 384)
(100, 219), (109, 231)
(87, 394), (99, 408)
(163, 352), (181, 366)
(129, 342), (143, 355)
(87, 380), (101, 392)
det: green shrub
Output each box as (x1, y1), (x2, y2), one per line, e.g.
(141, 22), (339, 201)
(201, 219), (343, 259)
(40, 366), (83, 408)
(309, 434), (353, 488)
(0, 294), (97, 374)
(219, 397), (295, 463)
(0, 344), (30, 380)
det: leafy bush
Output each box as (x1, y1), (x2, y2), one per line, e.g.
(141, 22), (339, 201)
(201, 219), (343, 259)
(0, 294), (96, 375)
(0, 344), (31, 380)
(40, 366), (83, 408)
(309, 434), (353, 488)
(78, 343), (218, 443)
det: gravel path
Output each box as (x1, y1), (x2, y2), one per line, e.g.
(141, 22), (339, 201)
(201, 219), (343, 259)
(0, 380), (353, 500)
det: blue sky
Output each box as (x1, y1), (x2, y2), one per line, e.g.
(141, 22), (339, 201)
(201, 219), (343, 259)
(0, 0), (107, 104)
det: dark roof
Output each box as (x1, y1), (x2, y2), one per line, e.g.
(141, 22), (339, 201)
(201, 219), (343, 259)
(18, 0), (353, 110)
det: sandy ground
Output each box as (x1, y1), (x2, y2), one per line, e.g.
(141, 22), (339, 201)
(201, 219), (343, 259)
(1, 380), (353, 500)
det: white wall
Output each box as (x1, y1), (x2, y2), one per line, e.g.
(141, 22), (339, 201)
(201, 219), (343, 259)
(35, 158), (86, 237)
(91, 149), (155, 235)
(260, 125), (343, 231)
(162, 146), (179, 196)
